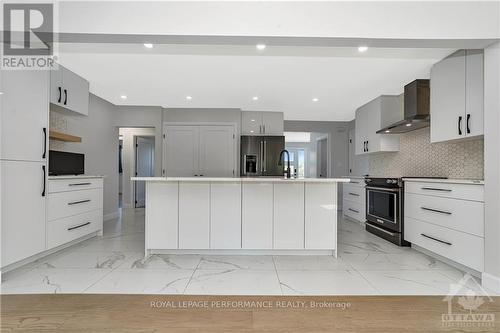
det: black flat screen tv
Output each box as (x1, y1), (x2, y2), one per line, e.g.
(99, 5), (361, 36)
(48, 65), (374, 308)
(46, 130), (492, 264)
(49, 150), (85, 176)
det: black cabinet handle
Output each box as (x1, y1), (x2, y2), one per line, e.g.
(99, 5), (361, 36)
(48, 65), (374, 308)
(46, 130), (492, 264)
(458, 116), (462, 135)
(421, 233), (452, 246)
(57, 86), (62, 103)
(68, 222), (91, 231)
(42, 127), (47, 159)
(68, 182), (91, 186)
(421, 187), (452, 192)
(41, 165), (46, 197)
(466, 114), (471, 134)
(363, 141), (367, 152)
(349, 192), (360, 197)
(64, 89), (68, 105)
(421, 206), (452, 215)
(68, 199), (91, 206)
(348, 208), (359, 213)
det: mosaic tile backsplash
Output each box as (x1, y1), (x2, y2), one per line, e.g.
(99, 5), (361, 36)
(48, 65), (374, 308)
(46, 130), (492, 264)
(369, 127), (484, 179)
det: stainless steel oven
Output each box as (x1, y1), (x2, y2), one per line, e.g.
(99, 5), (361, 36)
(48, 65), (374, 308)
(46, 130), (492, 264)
(366, 185), (401, 232)
(364, 177), (408, 246)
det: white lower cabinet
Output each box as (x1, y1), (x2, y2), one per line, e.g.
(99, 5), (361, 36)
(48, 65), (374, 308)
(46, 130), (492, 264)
(305, 183), (336, 249)
(179, 182), (210, 249)
(405, 217), (484, 272)
(1, 160), (47, 267)
(242, 183), (273, 249)
(146, 182), (178, 249)
(404, 180), (484, 272)
(342, 180), (366, 223)
(210, 183), (241, 249)
(274, 183), (305, 249)
(46, 177), (103, 253)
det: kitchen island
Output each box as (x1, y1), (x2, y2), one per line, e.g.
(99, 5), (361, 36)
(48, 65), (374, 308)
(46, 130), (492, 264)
(132, 177), (349, 257)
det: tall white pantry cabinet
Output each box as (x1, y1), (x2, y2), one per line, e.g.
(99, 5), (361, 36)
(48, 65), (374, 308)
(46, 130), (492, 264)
(1, 70), (49, 267)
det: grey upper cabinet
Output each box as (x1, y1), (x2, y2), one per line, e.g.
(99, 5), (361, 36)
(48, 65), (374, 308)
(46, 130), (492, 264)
(430, 49), (484, 143)
(50, 64), (89, 116)
(355, 95), (401, 155)
(241, 111), (284, 135)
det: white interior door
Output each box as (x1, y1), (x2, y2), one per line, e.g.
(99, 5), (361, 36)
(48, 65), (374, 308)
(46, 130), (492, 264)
(135, 136), (155, 207)
(198, 125), (235, 177)
(164, 125), (199, 176)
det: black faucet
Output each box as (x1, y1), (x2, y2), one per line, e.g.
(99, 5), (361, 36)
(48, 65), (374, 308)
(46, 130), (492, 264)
(278, 149), (291, 178)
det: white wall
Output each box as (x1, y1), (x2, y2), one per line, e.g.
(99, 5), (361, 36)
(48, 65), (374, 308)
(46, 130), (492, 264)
(483, 41), (500, 293)
(118, 127), (156, 208)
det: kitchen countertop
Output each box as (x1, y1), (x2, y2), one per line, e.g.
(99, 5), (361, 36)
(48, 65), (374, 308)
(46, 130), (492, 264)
(132, 177), (350, 183)
(402, 178), (484, 185)
(48, 175), (105, 180)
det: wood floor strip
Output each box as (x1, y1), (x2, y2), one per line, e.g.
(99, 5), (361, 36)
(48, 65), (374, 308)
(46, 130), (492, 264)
(2, 295), (499, 332)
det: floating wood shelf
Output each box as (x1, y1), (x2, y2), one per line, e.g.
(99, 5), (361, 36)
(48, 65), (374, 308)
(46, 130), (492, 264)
(49, 130), (82, 143)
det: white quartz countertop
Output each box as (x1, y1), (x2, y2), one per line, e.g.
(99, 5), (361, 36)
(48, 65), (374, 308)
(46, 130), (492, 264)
(132, 177), (350, 183)
(402, 178), (484, 185)
(48, 175), (105, 180)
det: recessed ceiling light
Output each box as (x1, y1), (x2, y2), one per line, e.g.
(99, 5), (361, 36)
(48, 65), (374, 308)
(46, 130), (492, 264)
(144, 43), (153, 49)
(256, 44), (266, 50)
(358, 46), (368, 52)
(312, 98), (319, 102)
(120, 95), (127, 99)
(406, 123), (412, 127)
(0, 92), (3, 95)
(251, 119), (256, 122)
(252, 96), (259, 101)
(250, 130), (254, 133)
(186, 95), (192, 100)
(385, 130), (390, 133)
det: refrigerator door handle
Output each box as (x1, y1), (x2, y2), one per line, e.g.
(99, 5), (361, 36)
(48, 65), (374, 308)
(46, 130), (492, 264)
(260, 140), (264, 173)
(263, 141), (267, 172)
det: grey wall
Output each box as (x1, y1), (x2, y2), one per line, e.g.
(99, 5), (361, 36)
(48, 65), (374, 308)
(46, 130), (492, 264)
(484, 41), (500, 291)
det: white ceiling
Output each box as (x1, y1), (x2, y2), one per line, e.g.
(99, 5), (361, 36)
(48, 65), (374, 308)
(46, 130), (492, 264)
(57, 43), (453, 121)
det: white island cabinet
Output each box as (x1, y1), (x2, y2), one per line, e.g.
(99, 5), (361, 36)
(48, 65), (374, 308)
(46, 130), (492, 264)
(134, 177), (349, 256)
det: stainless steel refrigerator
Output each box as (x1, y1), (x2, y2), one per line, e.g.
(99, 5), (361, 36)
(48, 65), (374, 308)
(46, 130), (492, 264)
(240, 136), (285, 176)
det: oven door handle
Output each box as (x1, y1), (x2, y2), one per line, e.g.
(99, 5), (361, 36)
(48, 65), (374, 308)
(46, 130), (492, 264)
(366, 186), (400, 192)
(367, 223), (396, 236)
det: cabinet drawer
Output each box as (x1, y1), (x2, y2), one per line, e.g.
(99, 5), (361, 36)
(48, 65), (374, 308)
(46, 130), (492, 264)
(343, 185), (365, 205)
(405, 217), (484, 272)
(47, 210), (102, 249)
(404, 181), (483, 202)
(48, 188), (103, 221)
(405, 193), (484, 236)
(48, 178), (103, 193)
(343, 201), (365, 222)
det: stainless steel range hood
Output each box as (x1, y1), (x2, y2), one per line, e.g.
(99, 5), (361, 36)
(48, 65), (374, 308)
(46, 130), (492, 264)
(376, 79), (430, 134)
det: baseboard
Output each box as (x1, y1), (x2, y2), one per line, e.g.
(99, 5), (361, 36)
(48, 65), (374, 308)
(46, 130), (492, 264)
(104, 211), (120, 221)
(482, 272), (500, 294)
(123, 203), (134, 209)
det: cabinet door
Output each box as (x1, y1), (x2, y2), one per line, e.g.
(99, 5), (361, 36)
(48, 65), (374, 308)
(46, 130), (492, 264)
(355, 107), (368, 155)
(242, 183), (273, 249)
(146, 182), (178, 249)
(305, 183), (336, 250)
(164, 125), (199, 176)
(430, 50), (466, 143)
(241, 111), (263, 135)
(178, 182), (210, 249)
(465, 50), (484, 138)
(262, 112), (284, 135)
(61, 66), (89, 116)
(199, 126), (235, 177)
(210, 182), (241, 249)
(1, 160), (46, 267)
(1, 70), (49, 161)
(365, 98), (382, 153)
(49, 67), (63, 105)
(274, 183), (304, 249)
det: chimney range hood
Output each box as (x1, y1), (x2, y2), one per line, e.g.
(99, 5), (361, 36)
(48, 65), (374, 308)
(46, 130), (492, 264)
(376, 79), (430, 134)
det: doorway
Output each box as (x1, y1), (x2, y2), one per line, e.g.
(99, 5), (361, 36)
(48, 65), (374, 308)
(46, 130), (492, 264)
(135, 136), (155, 207)
(284, 132), (330, 178)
